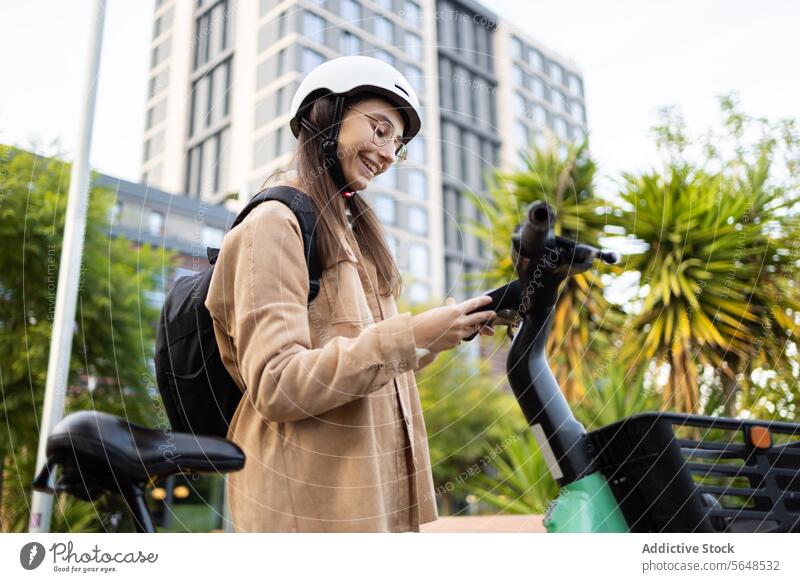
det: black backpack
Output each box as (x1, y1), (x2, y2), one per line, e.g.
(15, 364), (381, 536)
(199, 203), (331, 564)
(154, 186), (321, 437)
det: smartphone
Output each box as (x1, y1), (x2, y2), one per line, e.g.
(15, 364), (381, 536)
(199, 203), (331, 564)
(463, 279), (522, 341)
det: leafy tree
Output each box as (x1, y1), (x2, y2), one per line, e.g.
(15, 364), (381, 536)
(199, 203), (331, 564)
(616, 97), (800, 415)
(415, 343), (527, 514)
(0, 146), (170, 531)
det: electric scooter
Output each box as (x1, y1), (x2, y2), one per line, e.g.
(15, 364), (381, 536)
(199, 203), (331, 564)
(32, 202), (800, 532)
(488, 201), (800, 532)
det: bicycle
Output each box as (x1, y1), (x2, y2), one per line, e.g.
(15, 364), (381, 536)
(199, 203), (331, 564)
(32, 411), (244, 532)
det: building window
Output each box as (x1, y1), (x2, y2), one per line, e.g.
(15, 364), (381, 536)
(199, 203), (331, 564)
(531, 77), (545, 101)
(341, 31), (361, 55)
(374, 16), (393, 42)
(143, 131), (165, 161)
(302, 47), (324, 74)
(512, 64), (525, 88)
(186, 144), (201, 195)
(405, 32), (423, 61)
(528, 49), (543, 71)
(407, 135), (425, 163)
(373, 194), (397, 225)
(274, 85), (285, 116)
(208, 59), (231, 125)
(277, 10), (285, 37)
(375, 166), (397, 189)
(549, 61), (564, 85)
(572, 101), (586, 123)
(148, 211), (165, 236)
(185, 128), (229, 198)
(374, 0), (392, 10)
(552, 116), (568, 140)
(190, 76), (208, 135)
(275, 126), (286, 157)
(277, 48), (287, 76)
(532, 104), (547, 126)
(555, 90), (569, 114)
(148, 68), (169, 98)
(215, 128), (230, 192)
(408, 206), (428, 235)
(569, 74), (584, 96)
(385, 234), (399, 262)
(373, 49), (394, 67)
(405, 64), (423, 95)
(194, 1), (230, 69)
(514, 92), (528, 119)
(402, 1), (421, 26)
(340, 0), (360, 22)
(406, 169), (427, 200)
(153, 6), (174, 40)
(151, 37), (171, 69)
(515, 121), (529, 150)
(146, 98), (168, 130)
(302, 11), (325, 44)
(408, 243), (429, 277)
(511, 36), (523, 60)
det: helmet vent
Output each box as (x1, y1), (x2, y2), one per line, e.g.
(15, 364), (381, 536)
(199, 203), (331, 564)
(394, 84), (410, 97)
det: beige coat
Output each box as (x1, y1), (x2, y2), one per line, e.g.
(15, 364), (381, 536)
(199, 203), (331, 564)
(205, 199), (438, 532)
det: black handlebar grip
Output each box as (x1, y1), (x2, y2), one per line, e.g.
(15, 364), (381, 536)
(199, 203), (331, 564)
(519, 201), (556, 254)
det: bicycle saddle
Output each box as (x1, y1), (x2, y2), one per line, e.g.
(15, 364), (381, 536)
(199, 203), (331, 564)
(34, 410), (245, 496)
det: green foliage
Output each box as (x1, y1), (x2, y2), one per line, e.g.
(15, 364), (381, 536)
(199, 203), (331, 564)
(415, 345), (527, 510)
(0, 146), (171, 531)
(617, 96), (800, 414)
(470, 138), (624, 400)
(470, 432), (558, 515)
(573, 363), (660, 430)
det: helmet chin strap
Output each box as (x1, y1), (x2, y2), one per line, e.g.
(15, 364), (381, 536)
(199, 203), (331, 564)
(299, 95), (355, 198)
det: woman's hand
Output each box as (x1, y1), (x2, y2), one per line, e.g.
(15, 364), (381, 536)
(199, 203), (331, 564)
(411, 295), (496, 353)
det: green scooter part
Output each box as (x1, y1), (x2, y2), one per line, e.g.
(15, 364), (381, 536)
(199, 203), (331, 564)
(543, 472), (629, 533)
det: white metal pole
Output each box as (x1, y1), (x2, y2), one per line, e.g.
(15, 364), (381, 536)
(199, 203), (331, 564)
(28, 0), (107, 533)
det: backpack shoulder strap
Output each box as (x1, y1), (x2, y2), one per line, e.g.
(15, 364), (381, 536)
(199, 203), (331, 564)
(217, 186), (321, 303)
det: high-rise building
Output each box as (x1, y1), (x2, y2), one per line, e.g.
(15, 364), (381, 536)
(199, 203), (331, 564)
(142, 0), (586, 302)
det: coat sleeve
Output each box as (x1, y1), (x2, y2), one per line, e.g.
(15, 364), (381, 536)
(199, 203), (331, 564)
(206, 201), (420, 423)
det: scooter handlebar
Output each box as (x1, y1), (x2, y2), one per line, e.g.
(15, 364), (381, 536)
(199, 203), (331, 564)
(516, 201), (556, 255)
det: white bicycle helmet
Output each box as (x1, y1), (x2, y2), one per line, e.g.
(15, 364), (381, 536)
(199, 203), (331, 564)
(289, 55), (422, 143)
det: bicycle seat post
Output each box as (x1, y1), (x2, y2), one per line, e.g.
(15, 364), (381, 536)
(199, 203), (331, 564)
(120, 481), (156, 533)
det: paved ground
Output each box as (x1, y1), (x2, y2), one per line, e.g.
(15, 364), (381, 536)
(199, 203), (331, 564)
(420, 515), (546, 533)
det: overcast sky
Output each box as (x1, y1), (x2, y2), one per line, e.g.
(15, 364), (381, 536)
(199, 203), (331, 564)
(2, 0), (798, 190)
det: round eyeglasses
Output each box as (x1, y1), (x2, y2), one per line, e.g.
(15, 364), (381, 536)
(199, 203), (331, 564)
(347, 106), (408, 162)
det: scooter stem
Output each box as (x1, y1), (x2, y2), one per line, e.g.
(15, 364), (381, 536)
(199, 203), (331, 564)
(507, 305), (595, 486)
(506, 201), (601, 486)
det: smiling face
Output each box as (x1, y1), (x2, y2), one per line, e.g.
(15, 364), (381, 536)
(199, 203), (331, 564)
(336, 96), (406, 191)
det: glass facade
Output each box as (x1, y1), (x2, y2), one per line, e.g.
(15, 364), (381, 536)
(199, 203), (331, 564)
(184, 0), (233, 201)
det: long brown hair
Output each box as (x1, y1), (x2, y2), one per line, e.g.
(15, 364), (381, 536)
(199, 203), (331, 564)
(261, 94), (403, 297)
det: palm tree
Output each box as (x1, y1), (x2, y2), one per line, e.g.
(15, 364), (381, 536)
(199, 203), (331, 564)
(615, 99), (800, 414)
(470, 138), (624, 401)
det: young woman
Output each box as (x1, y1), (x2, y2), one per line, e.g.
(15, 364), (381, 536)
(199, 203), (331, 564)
(205, 56), (497, 532)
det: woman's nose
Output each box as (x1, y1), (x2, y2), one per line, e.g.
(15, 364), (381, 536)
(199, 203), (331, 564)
(376, 140), (396, 166)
